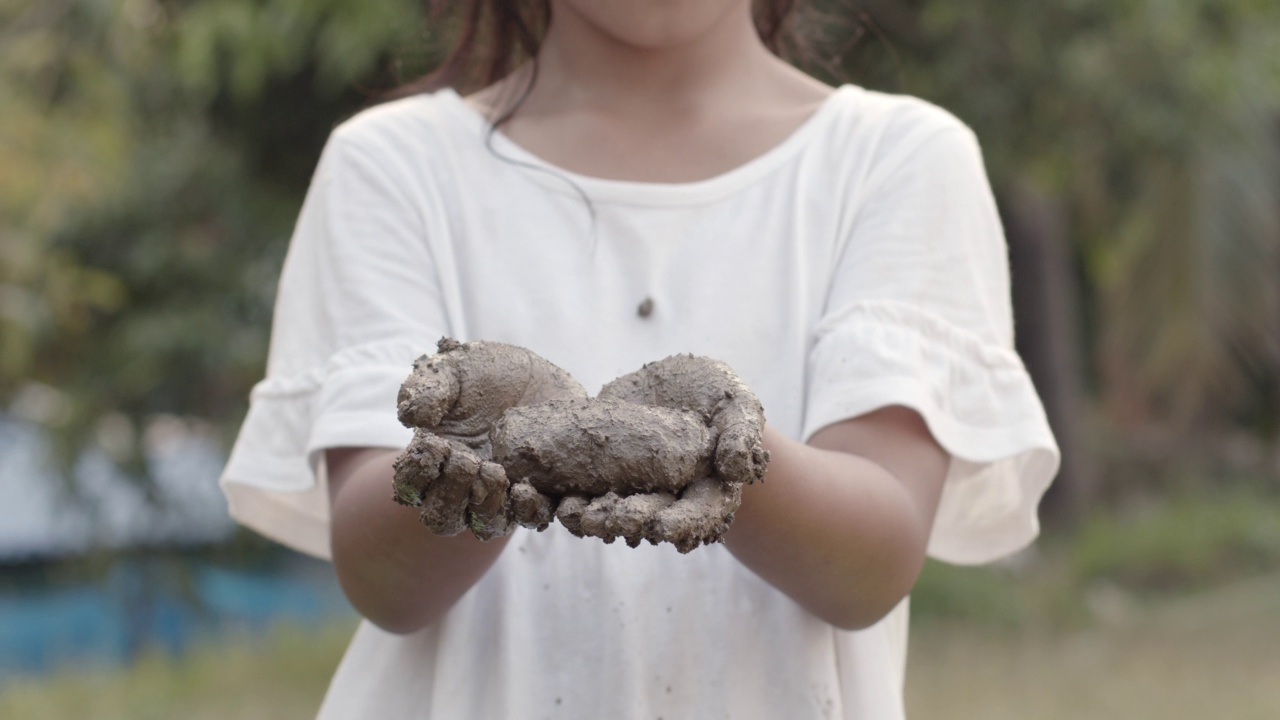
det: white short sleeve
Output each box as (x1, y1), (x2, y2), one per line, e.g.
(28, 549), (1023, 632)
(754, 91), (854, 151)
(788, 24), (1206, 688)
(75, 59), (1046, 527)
(219, 126), (449, 560)
(803, 121), (1060, 565)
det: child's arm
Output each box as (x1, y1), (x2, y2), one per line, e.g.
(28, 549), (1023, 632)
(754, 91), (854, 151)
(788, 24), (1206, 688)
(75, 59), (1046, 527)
(724, 407), (949, 631)
(327, 447), (512, 634)
(328, 405), (946, 635)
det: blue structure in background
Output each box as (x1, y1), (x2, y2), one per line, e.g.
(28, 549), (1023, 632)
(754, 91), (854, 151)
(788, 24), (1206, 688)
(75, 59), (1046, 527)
(0, 554), (352, 678)
(0, 413), (353, 679)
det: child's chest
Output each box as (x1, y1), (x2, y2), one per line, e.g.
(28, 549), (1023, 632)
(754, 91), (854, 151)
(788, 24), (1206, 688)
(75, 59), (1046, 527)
(430, 181), (848, 434)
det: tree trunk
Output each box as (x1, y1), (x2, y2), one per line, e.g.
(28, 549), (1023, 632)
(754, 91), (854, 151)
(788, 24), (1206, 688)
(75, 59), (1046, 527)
(1002, 181), (1095, 522)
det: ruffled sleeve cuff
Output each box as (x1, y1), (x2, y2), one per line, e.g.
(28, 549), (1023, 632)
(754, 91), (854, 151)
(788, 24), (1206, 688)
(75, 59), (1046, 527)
(802, 301), (1060, 565)
(219, 340), (423, 560)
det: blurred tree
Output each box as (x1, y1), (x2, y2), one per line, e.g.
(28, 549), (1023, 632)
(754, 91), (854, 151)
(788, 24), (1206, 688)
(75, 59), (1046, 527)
(0, 0), (423, 485)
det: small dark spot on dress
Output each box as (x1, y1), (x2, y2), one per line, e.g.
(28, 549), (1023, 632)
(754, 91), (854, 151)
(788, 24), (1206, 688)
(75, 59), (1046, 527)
(637, 297), (655, 318)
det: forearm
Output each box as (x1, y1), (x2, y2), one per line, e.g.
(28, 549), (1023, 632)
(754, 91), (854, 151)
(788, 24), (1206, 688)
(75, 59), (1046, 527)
(723, 417), (945, 630)
(328, 448), (510, 634)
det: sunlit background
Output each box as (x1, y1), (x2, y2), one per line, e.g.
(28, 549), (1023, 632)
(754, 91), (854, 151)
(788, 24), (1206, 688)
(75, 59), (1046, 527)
(2, 1), (1278, 717)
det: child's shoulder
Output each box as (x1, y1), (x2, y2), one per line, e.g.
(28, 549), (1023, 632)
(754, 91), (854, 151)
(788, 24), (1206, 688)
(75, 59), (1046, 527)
(821, 85), (979, 160)
(325, 89), (475, 161)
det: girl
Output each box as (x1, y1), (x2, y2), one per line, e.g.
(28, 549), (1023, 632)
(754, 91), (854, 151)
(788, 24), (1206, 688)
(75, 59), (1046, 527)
(220, 1), (1060, 717)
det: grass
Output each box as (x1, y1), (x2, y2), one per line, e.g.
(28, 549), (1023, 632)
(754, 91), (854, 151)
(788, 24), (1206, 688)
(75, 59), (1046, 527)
(907, 571), (1280, 719)
(905, 485), (1280, 718)
(0, 623), (356, 720)
(1068, 490), (1280, 592)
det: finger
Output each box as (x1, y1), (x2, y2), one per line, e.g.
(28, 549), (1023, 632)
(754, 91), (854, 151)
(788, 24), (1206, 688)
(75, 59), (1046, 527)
(579, 492), (621, 544)
(467, 461), (512, 541)
(647, 477), (743, 553)
(509, 480), (554, 531)
(418, 444), (479, 536)
(555, 495), (590, 537)
(578, 492), (677, 548)
(715, 423), (770, 485)
(607, 493), (678, 547)
(391, 430), (451, 507)
(397, 347), (462, 428)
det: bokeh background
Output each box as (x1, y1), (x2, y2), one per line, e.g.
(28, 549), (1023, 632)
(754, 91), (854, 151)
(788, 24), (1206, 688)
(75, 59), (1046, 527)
(2, 1), (1278, 717)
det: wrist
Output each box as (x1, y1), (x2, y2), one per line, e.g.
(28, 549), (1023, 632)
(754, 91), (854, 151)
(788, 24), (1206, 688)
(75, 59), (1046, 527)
(723, 423), (929, 630)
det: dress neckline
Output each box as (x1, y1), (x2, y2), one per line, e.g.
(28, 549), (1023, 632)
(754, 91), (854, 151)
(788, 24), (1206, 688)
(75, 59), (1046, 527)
(439, 85), (859, 207)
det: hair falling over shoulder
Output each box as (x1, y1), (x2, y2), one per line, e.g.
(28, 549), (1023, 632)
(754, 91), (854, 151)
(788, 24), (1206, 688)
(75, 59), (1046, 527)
(385, 0), (807, 99)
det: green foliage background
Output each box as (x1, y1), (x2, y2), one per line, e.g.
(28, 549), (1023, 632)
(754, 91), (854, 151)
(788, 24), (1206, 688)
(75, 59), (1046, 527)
(831, 0), (1280, 430)
(1, 0), (425, 471)
(2, 0), (1278, 504)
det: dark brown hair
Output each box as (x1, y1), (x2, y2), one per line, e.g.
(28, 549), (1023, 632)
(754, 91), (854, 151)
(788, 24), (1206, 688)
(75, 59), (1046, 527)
(387, 0), (807, 101)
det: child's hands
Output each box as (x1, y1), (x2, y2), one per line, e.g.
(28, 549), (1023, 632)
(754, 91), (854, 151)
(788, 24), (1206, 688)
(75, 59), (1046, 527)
(393, 340), (770, 552)
(392, 338), (587, 539)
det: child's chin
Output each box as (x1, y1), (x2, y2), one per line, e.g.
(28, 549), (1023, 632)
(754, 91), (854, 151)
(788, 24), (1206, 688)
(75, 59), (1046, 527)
(556, 0), (749, 52)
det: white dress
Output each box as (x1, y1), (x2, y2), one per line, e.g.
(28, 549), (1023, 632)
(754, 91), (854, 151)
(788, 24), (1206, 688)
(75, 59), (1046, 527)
(220, 85), (1059, 719)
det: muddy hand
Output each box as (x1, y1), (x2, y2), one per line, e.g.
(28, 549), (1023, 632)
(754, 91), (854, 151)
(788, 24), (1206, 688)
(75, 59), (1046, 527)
(393, 338), (586, 539)
(397, 338), (587, 452)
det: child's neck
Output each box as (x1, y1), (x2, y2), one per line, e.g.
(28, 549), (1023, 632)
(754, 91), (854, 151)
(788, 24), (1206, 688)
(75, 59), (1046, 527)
(469, 8), (833, 184)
